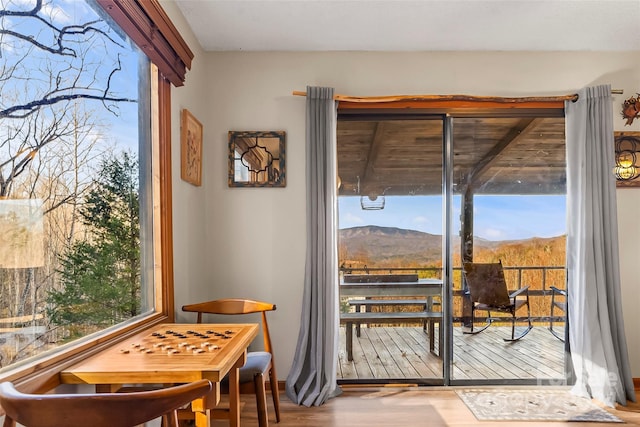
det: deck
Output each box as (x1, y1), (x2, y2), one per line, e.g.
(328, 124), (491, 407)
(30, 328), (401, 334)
(337, 325), (566, 382)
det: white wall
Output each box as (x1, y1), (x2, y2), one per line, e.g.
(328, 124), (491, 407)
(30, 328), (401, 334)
(163, 1), (640, 381)
(160, 1), (210, 308)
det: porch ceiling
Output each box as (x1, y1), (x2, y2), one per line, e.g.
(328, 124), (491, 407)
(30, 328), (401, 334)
(337, 116), (567, 197)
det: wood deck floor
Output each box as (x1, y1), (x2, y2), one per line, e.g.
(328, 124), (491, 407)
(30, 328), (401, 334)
(338, 325), (566, 382)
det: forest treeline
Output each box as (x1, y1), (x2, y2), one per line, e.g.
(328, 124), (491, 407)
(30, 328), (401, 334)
(339, 225), (567, 319)
(0, 1), (140, 369)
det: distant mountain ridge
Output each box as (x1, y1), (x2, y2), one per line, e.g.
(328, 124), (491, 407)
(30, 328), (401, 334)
(339, 225), (562, 265)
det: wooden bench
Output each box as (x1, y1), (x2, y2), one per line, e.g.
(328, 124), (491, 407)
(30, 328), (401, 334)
(348, 299), (430, 311)
(340, 311), (442, 361)
(348, 299), (435, 335)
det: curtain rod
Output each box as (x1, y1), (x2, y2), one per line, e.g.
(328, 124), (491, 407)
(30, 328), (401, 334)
(292, 90), (624, 103)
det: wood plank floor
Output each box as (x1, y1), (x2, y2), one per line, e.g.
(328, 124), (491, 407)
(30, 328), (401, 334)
(211, 387), (640, 427)
(338, 325), (565, 381)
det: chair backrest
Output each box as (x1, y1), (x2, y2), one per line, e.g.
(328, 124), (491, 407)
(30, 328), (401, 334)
(182, 298), (276, 353)
(462, 261), (511, 307)
(0, 379), (212, 427)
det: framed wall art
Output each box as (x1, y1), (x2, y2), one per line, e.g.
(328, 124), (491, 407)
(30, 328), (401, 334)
(180, 109), (203, 186)
(228, 131), (286, 187)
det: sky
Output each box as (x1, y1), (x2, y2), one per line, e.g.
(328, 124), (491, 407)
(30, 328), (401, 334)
(0, 0), (141, 153)
(338, 194), (567, 241)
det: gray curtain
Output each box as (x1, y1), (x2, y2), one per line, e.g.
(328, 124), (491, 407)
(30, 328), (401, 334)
(285, 86), (342, 406)
(565, 84), (635, 407)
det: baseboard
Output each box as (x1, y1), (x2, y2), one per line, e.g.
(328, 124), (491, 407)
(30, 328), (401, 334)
(273, 380), (640, 392)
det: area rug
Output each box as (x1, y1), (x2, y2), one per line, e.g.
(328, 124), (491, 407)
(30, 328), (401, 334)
(457, 389), (623, 422)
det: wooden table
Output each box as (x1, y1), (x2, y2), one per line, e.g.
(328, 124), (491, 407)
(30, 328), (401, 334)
(340, 278), (443, 300)
(340, 278), (444, 358)
(60, 323), (258, 427)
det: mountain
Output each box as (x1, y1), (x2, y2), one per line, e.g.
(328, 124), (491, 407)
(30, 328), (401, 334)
(338, 225), (564, 266)
(339, 226), (441, 265)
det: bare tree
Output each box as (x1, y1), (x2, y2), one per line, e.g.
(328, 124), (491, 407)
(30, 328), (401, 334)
(0, 0), (138, 366)
(0, 0), (135, 198)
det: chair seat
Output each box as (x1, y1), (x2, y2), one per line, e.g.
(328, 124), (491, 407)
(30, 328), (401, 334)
(222, 351), (272, 384)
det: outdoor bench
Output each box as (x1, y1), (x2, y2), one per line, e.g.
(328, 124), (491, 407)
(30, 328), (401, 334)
(340, 310), (442, 361)
(347, 298), (436, 334)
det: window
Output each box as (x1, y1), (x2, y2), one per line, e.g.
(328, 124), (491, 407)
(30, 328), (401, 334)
(0, 0), (190, 387)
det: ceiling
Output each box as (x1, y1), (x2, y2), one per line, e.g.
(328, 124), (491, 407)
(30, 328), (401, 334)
(336, 114), (567, 197)
(174, 0), (640, 52)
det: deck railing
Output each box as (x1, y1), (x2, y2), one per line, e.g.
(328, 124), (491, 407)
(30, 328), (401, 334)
(339, 265), (566, 324)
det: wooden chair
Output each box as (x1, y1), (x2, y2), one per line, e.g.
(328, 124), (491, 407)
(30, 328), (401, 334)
(462, 261), (533, 341)
(182, 298), (280, 427)
(549, 285), (567, 341)
(0, 379), (212, 427)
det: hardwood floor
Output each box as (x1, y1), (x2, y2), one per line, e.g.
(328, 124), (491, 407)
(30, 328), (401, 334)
(214, 387), (640, 427)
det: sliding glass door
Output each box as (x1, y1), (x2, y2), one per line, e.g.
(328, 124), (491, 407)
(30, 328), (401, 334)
(336, 110), (569, 386)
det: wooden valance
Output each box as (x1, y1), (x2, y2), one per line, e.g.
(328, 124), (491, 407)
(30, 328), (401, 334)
(292, 91), (578, 103)
(97, 0), (194, 87)
(293, 90), (623, 111)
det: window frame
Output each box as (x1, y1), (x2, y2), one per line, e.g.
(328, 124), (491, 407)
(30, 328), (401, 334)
(0, 0), (191, 393)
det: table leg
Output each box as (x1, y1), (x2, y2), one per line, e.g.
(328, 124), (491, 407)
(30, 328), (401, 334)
(194, 407), (211, 427)
(191, 382), (219, 427)
(346, 321), (353, 361)
(228, 351), (246, 427)
(429, 320), (435, 352)
(439, 319), (443, 358)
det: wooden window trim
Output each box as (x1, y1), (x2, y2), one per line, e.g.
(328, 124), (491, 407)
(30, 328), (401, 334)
(96, 0), (194, 87)
(0, 0), (184, 393)
(158, 75), (175, 322)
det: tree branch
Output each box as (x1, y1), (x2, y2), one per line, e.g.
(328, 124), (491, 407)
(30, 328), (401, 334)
(0, 2), (125, 56)
(0, 29), (75, 56)
(1, 93), (136, 119)
(0, 0), (42, 18)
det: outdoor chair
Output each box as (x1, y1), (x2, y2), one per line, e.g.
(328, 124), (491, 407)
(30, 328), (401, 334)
(0, 379), (212, 427)
(549, 285), (567, 341)
(181, 298), (280, 427)
(462, 261), (533, 341)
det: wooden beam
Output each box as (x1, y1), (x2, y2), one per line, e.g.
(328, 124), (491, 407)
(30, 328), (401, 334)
(360, 122), (387, 197)
(466, 118), (541, 190)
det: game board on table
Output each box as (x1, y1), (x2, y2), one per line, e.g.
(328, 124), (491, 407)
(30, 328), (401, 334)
(60, 323), (259, 385)
(120, 324), (241, 356)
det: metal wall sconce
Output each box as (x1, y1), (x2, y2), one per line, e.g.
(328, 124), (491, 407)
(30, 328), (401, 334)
(614, 132), (640, 186)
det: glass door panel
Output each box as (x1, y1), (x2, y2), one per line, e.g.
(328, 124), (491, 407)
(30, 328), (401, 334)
(337, 117), (444, 384)
(449, 116), (568, 384)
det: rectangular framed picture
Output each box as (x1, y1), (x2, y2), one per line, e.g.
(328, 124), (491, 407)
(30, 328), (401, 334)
(180, 109), (203, 186)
